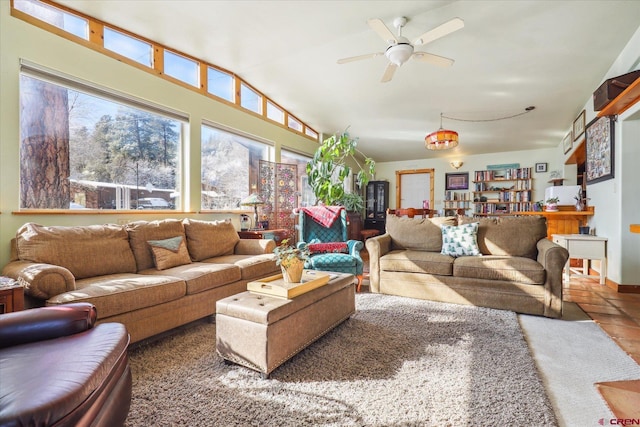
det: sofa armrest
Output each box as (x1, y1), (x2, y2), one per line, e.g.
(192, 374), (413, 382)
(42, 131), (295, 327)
(0, 303), (96, 349)
(234, 238), (276, 255)
(537, 238), (569, 318)
(347, 239), (364, 256)
(365, 234), (392, 293)
(1, 260), (76, 300)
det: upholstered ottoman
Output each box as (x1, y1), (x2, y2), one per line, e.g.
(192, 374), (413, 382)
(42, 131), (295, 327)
(216, 272), (355, 378)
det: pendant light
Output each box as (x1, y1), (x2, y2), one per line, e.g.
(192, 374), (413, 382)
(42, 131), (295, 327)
(425, 113), (459, 150)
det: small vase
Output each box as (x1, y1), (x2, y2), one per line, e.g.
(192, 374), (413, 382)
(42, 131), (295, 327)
(575, 201), (584, 211)
(281, 259), (304, 283)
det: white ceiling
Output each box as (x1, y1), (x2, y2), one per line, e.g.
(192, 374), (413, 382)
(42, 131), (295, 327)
(56, 0), (640, 162)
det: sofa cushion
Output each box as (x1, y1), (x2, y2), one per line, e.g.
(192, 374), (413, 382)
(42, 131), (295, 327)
(380, 250), (454, 276)
(453, 255), (545, 285)
(15, 223), (136, 279)
(204, 254), (278, 280)
(147, 236), (192, 270)
(46, 273), (186, 318)
(386, 215), (456, 251)
(139, 262), (241, 295)
(183, 218), (239, 261)
(441, 222), (481, 257)
(127, 219), (187, 271)
(459, 215), (547, 259)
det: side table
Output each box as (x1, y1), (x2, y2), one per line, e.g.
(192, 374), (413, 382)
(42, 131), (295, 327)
(552, 234), (608, 285)
(0, 277), (24, 313)
(238, 228), (288, 245)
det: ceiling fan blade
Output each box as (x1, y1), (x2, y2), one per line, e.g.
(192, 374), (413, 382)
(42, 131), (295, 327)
(380, 63), (398, 83)
(367, 18), (398, 44)
(337, 52), (383, 64)
(413, 17), (464, 46)
(412, 51), (455, 67)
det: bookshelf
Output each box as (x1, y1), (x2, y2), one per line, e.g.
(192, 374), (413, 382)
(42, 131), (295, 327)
(443, 191), (471, 216)
(473, 167), (533, 216)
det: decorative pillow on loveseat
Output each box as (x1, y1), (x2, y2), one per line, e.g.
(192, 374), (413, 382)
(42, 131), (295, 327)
(440, 222), (481, 257)
(307, 242), (349, 254)
(147, 236), (192, 270)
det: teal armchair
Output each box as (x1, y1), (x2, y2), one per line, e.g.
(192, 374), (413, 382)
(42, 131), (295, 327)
(297, 208), (364, 291)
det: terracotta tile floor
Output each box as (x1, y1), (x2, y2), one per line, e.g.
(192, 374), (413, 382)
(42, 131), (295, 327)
(361, 250), (640, 419)
(564, 276), (640, 419)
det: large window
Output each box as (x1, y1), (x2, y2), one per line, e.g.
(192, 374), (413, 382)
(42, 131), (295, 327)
(19, 67), (183, 210)
(13, 0), (320, 141)
(201, 124), (272, 210)
(281, 150), (315, 207)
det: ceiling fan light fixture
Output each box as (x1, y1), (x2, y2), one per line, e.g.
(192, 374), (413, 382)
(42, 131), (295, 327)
(385, 43), (414, 66)
(425, 113), (459, 150)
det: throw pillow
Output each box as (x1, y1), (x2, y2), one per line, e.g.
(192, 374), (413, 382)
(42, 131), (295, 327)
(440, 222), (481, 257)
(307, 242), (349, 254)
(147, 236), (192, 270)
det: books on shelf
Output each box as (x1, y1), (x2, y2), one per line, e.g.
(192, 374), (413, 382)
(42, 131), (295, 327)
(474, 167), (532, 182)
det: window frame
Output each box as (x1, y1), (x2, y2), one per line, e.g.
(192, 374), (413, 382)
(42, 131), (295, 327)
(18, 61), (187, 213)
(11, 0), (320, 142)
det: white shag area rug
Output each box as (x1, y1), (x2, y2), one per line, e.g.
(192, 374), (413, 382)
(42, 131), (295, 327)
(125, 293), (556, 426)
(519, 303), (640, 427)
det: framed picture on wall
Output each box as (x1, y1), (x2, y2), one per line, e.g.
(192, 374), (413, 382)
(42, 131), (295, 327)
(445, 172), (469, 190)
(573, 110), (586, 142)
(562, 132), (573, 154)
(585, 115), (615, 184)
(535, 163), (547, 173)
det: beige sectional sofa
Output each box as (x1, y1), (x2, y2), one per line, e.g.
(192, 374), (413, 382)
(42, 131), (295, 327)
(2, 218), (279, 343)
(366, 215), (569, 318)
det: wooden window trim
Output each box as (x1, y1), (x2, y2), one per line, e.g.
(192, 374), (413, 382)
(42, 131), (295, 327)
(12, 0), (319, 141)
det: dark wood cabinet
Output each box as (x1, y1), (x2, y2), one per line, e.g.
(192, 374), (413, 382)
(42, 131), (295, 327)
(365, 181), (389, 233)
(346, 211), (362, 241)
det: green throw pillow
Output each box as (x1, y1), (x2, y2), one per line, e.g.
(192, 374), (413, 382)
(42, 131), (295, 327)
(440, 222), (481, 257)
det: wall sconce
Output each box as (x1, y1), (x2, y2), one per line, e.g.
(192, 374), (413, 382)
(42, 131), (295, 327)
(450, 161), (463, 170)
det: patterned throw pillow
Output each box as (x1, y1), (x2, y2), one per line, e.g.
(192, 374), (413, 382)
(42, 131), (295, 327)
(147, 236), (192, 270)
(307, 242), (349, 254)
(440, 222), (481, 257)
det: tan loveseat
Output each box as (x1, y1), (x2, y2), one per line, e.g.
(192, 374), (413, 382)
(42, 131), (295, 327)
(2, 219), (280, 343)
(366, 215), (569, 318)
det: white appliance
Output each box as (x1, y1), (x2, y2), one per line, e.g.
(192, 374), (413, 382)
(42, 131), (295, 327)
(544, 185), (581, 206)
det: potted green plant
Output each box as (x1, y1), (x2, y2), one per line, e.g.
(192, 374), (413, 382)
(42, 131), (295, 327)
(305, 129), (375, 206)
(273, 239), (310, 283)
(545, 197), (560, 212)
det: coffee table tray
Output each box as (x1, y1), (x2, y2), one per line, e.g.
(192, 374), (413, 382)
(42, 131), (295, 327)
(247, 270), (331, 299)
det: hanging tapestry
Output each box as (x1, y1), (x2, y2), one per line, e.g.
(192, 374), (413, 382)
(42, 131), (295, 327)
(259, 161), (298, 243)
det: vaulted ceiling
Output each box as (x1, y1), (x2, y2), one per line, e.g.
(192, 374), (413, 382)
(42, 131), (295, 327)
(56, 0), (640, 162)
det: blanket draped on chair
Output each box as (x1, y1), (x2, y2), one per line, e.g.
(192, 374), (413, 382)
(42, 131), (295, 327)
(296, 206), (344, 228)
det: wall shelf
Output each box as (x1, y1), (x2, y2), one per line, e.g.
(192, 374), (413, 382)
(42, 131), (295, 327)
(598, 77), (640, 117)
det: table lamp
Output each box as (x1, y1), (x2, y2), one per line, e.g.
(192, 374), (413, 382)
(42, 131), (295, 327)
(240, 193), (265, 229)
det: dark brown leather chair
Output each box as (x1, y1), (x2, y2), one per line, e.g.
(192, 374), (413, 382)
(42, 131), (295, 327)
(0, 303), (132, 427)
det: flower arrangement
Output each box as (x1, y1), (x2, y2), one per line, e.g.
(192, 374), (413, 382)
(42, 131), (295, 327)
(545, 197), (559, 212)
(574, 189), (589, 211)
(273, 239), (310, 268)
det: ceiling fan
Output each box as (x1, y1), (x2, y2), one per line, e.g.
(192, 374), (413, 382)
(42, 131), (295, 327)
(337, 16), (464, 83)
